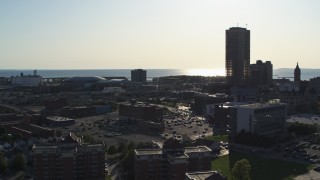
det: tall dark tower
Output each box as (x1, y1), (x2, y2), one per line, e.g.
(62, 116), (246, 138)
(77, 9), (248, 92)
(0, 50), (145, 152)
(226, 27), (250, 87)
(131, 69), (147, 82)
(294, 62), (301, 82)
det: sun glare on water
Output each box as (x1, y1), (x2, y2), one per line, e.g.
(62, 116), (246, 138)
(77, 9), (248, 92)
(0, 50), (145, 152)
(186, 69), (225, 76)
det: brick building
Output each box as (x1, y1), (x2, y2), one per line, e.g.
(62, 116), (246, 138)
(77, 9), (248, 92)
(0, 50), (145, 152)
(119, 103), (163, 122)
(134, 139), (213, 180)
(33, 134), (105, 180)
(119, 102), (165, 132)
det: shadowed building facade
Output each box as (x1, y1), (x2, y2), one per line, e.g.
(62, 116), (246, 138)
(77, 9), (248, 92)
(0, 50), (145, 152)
(131, 69), (147, 82)
(250, 60), (273, 87)
(134, 139), (213, 180)
(226, 27), (250, 87)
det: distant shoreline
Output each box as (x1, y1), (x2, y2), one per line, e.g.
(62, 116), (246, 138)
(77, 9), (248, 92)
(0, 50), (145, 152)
(0, 68), (319, 80)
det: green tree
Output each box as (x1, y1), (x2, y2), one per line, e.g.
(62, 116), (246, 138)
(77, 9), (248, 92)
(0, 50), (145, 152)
(117, 143), (126, 153)
(127, 141), (135, 150)
(0, 126), (6, 136)
(12, 154), (26, 171)
(121, 149), (135, 180)
(13, 133), (23, 140)
(0, 154), (8, 173)
(82, 134), (95, 143)
(230, 159), (251, 180)
(107, 145), (117, 155)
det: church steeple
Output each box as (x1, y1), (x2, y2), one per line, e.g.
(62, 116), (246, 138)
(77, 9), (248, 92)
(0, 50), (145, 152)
(294, 62), (301, 82)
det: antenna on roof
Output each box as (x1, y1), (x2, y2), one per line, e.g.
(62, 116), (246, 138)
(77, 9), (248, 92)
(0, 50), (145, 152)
(237, 23), (239, 27)
(246, 24), (248, 28)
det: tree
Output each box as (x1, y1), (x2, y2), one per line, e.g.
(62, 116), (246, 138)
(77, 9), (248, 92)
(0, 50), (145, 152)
(0, 154), (8, 173)
(117, 143), (126, 153)
(0, 126), (6, 136)
(13, 133), (23, 140)
(121, 149), (135, 180)
(12, 154), (26, 171)
(82, 134), (95, 143)
(287, 122), (317, 136)
(230, 159), (251, 180)
(127, 141), (136, 150)
(107, 145), (117, 155)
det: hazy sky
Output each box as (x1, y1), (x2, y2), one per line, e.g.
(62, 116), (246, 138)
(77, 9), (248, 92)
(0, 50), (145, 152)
(1, 0), (320, 69)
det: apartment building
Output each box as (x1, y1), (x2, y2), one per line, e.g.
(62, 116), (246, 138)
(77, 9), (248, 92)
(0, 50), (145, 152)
(33, 134), (105, 180)
(134, 139), (213, 180)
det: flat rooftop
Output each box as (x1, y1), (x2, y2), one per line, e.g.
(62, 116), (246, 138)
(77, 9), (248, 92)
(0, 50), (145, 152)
(184, 146), (211, 153)
(47, 116), (74, 122)
(167, 151), (189, 159)
(186, 171), (222, 180)
(238, 102), (286, 109)
(135, 149), (163, 156)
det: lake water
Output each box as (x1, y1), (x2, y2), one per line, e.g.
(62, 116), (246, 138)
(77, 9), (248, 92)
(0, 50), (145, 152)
(0, 68), (319, 81)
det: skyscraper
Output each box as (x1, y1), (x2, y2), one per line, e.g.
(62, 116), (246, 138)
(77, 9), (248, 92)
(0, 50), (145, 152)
(226, 27), (250, 87)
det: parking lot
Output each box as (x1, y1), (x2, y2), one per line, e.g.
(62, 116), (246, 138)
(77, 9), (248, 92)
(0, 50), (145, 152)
(162, 116), (212, 140)
(50, 113), (165, 146)
(49, 105), (215, 146)
(278, 136), (320, 165)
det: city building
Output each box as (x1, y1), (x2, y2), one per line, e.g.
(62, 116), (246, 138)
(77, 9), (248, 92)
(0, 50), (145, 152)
(294, 62), (301, 83)
(118, 102), (164, 132)
(211, 102), (248, 126)
(202, 82), (228, 94)
(119, 102), (163, 122)
(185, 171), (226, 180)
(134, 139), (213, 180)
(275, 81), (315, 114)
(261, 64), (317, 114)
(229, 99), (287, 137)
(250, 60), (273, 87)
(226, 27), (250, 87)
(62, 76), (107, 89)
(193, 93), (233, 115)
(157, 77), (182, 91)
(45, 116), (75, 126)
(230, 87), (257, 102)
(33, 134), (105, 180)
(310, 77), (320, 100)
(131, 69), (147, 82)
(11, 71), (42, 87)
(0, 77), (9, 85)
(4, 123), (54, 138)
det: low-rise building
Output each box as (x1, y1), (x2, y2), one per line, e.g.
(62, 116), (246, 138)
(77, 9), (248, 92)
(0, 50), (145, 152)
(119, 102), (163, 122)
(119, 102), (164, 132)
(33, 134), (105, 180)
(134, 139), (213, 180)
(229, 100), (287, 137)
(193, 93), (233, 115)
(309, 77), (320, 100)
(11, 72), (42, 87)
(185, 171), (226, 180)
(45, 116), (75, 126)
(275, 81), (316, 114)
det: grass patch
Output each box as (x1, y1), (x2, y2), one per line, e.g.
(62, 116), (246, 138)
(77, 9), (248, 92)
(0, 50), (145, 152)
(105, 175), (112, 180)
(212, 151), (313, 180)
(205, 134), (229, 142)
(211, 154), (230, 177)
